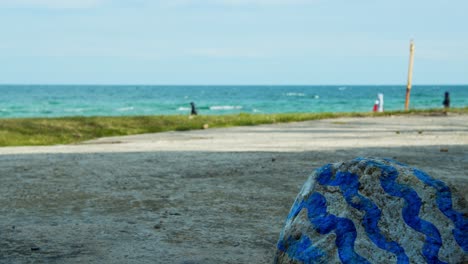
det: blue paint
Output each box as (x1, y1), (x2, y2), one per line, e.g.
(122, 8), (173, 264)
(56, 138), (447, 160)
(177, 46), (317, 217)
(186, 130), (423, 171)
(315, 163), (334, 186)
(280, 189), (370, 263)
(413, 169), (468, 252)
(364, 161), (447, 264)
(279, 195), (327, 263)
(304, 192), (370, 264)
(277, 233), (326, 264)
(287, 195), (307, 221)
(278, 158), (465, 263)
(315, 166), (409, 263)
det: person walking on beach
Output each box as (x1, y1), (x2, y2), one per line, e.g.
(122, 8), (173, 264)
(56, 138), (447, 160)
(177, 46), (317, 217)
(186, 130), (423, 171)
(443, 92), (450, 109)
(190, 102), (198, 116)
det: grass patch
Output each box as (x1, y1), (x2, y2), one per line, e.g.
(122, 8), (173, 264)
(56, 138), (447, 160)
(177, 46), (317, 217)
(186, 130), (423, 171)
(0, 107), (466, 147)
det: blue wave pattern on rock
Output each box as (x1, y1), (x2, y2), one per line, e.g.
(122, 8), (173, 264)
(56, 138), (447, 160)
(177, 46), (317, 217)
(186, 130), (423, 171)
(412, 169), (468, 252)
(277, 232), (326, 264)
(306, 192), (370, 264)
(281, 191), (370, 263)
(316, 164), (409, 263)
(363, 160), (446, 264)
(275, 158), (467, 264)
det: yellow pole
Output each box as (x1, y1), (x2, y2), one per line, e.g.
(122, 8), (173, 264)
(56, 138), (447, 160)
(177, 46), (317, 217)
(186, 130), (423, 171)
(405, 40), (415, 110)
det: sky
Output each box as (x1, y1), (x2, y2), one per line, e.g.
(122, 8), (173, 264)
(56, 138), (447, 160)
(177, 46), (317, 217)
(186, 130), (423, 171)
(0, 0), (467, 85)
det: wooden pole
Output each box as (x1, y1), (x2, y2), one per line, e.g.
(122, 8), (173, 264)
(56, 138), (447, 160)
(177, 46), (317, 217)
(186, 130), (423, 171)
(405, 40), (415, 110)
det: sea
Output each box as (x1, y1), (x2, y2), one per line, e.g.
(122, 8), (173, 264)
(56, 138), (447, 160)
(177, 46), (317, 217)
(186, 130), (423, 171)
(0, 85), (466, 118)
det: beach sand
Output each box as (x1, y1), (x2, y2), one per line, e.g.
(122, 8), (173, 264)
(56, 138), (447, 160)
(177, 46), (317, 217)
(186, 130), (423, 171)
(0, 114), (467, 263)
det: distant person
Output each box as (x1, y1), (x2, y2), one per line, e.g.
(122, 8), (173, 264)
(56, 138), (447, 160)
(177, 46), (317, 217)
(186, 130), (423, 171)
(443, 92), (450, 109)
(373, 100), (379, 112)
(190, 102), (198, 115)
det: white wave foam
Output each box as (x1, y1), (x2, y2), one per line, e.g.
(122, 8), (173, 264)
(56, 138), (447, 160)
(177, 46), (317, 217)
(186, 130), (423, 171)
(210, 105), (242, 110)
(177, 107), (191, 111)
(117, 106), (134, 112)
(285, 92), (305, 97)
(64, 108), (85, 112)
(314, 95), (320, 99)
(338, 86), (347, 91)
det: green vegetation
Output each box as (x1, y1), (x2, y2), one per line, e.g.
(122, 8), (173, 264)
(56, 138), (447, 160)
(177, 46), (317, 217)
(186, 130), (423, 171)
(0, 107), (467, 147)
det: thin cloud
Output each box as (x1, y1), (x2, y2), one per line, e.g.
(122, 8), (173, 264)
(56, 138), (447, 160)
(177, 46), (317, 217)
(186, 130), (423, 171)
(218, 0), (318, 6)
(188, 47), (268, 59)
(158, 0), (318, 8)
(0, 0), (318, 9)
(0, 0), (106, 9)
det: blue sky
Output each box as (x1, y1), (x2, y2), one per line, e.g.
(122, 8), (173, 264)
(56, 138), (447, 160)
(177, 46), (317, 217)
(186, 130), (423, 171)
(0, 0), (467, 85)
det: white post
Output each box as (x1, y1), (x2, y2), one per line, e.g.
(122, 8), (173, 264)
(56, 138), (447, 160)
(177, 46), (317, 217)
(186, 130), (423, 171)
(378, 93), (384, 112)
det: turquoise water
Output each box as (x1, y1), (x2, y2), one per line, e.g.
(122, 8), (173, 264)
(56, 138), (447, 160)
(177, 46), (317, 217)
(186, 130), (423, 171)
(0, 85), (466, 118)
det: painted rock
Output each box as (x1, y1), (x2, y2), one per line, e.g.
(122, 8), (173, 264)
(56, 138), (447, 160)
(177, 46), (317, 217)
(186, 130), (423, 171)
(275, 158), (467, 264)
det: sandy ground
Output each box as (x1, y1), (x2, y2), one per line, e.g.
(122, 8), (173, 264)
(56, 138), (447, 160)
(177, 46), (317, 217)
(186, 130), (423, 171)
(0, 114), (467, 263)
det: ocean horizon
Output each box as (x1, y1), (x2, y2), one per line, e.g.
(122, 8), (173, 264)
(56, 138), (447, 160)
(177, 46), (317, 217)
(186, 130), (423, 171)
(0, 85), (466, 118)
